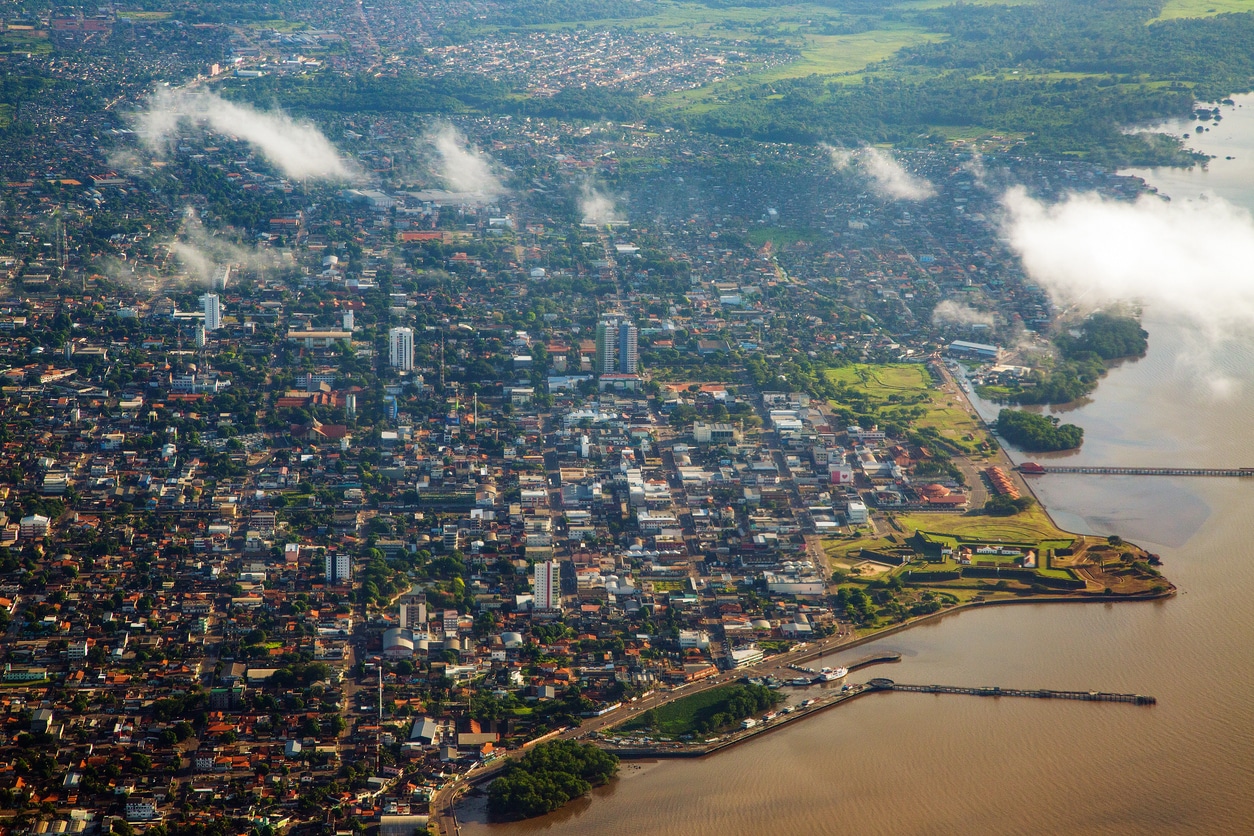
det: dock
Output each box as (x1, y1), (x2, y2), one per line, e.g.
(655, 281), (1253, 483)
(865, 678), (1156, 705)
(1021, 464), (1254, 478)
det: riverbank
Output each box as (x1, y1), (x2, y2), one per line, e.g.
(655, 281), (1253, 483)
(444, 360), (1175, 834)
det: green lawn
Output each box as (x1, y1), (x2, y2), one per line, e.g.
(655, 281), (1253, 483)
(1153, 0), (1254, 21)
(662, 24), (943, 112)
(895, 505), (1073, 546)
(744, 227), (821, 248)
(825, 363), (990, 453)
(616, 684), (778, 738)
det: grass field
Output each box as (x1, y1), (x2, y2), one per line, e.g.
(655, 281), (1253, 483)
(616, 684), (776, 737)
(662, 25), (943, 112)
(744, 227), (822, 248)
(1153, 0), (1254, 21)
(825, 503), (1077, 568)
(895, 505), (1073, 545)
(2, 32), (52, 55)
(824, 363), (989, 453)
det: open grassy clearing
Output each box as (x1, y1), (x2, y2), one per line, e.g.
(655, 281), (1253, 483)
(2, 32), (52, 55)
(1153, 0), (1254, 22)
(662, 25), (944, 111)
(894, 505), (1072, 545)
(246, 19), (309, 31)
(895, 0), (1037, 8)
(825, 363), (989, 453)
(616, 684), (778, 738)
(744, 227), (822, 248)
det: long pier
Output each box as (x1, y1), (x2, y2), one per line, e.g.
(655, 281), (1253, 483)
(865, 678), (1156, 705)
(1022, 465), (1254, 478)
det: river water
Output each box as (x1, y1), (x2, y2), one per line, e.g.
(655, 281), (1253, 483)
(460, 103), (1254, 835)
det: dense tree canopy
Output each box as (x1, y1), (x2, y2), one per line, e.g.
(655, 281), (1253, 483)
(996, 409), (1084, 452)
(487, 740), (619, 820)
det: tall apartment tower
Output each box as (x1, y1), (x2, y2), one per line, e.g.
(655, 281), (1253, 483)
(617, 321), (638, 373)
(533, 560), (562, 611)
(201, 293), (221, 331)
(595, 320), (617, 375)
(596, 318), (638, 374)
(399, 589), (428, 633)
(389, 327), (414, 370)
(325, 553), (351, 584)
(342, 308), (355, 331)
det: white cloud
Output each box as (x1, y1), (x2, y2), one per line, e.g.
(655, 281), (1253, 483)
(166, 207), (280, 287)
(1001, 186), (1254, 336)
(932, 299), (994, 328)
(425, 123), (505, 196)
(826, 145), (936, 201)
(134, 87), (354, 181)
(579, 181), (624, 226)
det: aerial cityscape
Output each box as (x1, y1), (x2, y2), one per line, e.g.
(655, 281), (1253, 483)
(2, 0), (1254, 833)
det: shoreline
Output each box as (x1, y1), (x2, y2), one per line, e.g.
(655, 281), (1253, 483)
(593, 364), (1176, 758)
(441, 367), (1174, 831)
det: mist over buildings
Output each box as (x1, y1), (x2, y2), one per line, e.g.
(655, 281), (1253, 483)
(579, 182), (624, 225)
(425, 124), (506, 197)
(827, 145), (937, 201)
(167, 207), (279, 287)
(932, 299), (995, 329)
(134, 87), (355, 181)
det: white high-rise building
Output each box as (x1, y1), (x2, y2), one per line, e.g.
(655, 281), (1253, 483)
(617, 321), (638, 373)
(201, 293), (221, 331)
(342, 309), (355, 331)
(399, 589), (428, 632)
(389, 327), (414, 371)
(325, 553), (352, 584)
(596, 317), (638, 374)
(595, 320), (617, 375)
(194, 324), (206, 348)
(533, 560), (561, 611)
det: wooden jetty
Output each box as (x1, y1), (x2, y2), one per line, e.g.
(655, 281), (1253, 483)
(865, 678), (1156, 705)
(1020, 464), (1254, 478)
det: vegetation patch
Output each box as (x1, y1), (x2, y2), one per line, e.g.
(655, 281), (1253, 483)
(1153, 0), (1254, 21)
(617, 683), (781, 737)
(487, 740), (619, 821)
(996, 409), (1083, 452)
(824, 362), (990, 455)
(980, 313), (1148, 406)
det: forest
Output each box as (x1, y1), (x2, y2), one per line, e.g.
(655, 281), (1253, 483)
(996, 409), (1085, 452)
(487, 740), (620, 820)
(205, 0), (1254, 166)
(982, 314), (1149, 406)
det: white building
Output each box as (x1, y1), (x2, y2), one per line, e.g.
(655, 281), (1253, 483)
(533, 560), (561, 611)
(325, 553), (351, 584)
(389, 327), (414, 371)
(19, 514), (49, 539)
(201, 293), (221, 331)
(595, 318), (638, 374)
(399, 589), (427, 631)
(125, 797), (159, 822)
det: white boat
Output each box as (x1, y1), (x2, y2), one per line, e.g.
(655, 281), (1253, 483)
(814, 666), (849, 683)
